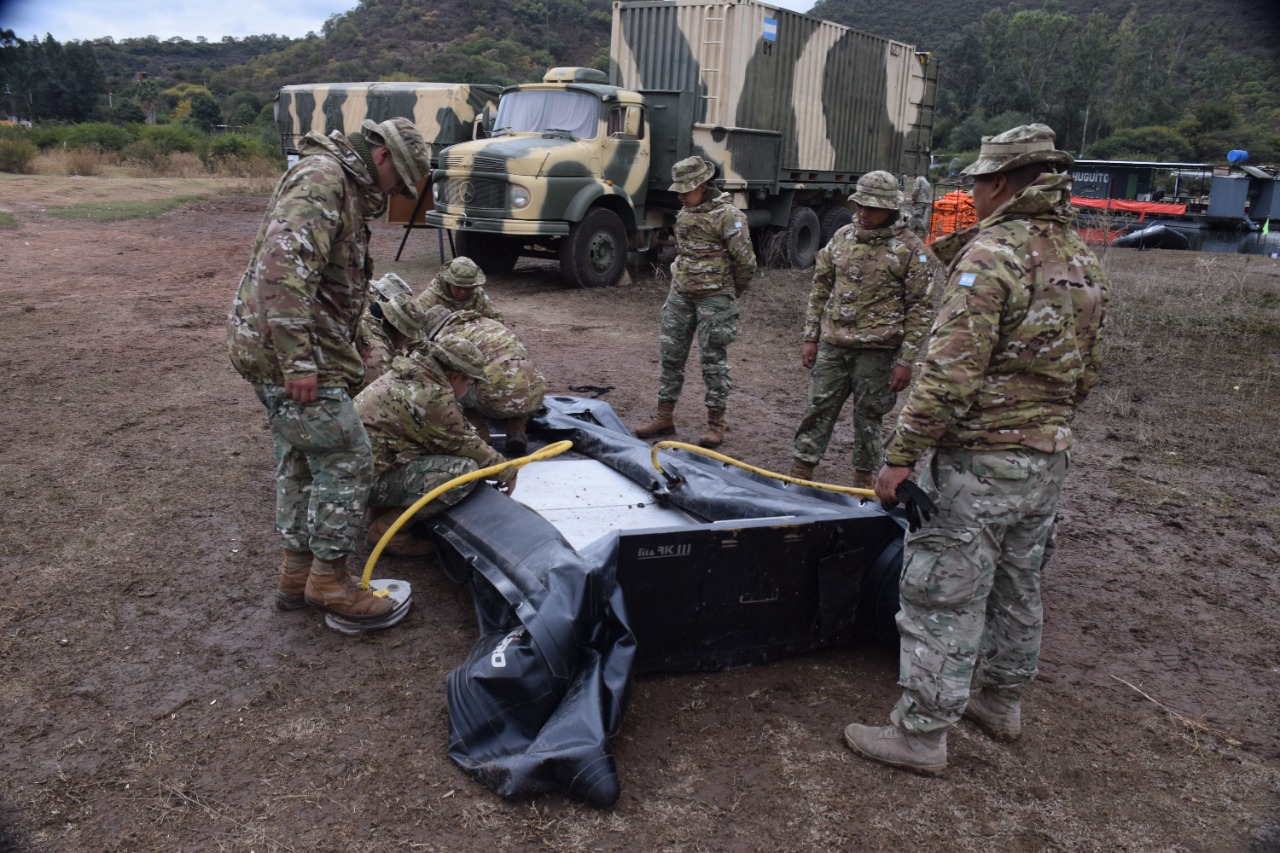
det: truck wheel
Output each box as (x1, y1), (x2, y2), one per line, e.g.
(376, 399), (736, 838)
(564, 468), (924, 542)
(560, 208), (627, 288)
(456, 232), (520, 275)
(818, 205), (853, 247)
(782, 206), (820, 269)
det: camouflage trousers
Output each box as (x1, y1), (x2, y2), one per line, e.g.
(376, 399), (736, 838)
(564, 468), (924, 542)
(656, 289), (739, 410)
(792, 344), (896, 472)
(368, 454), (481, 521)
(890, 447), (1066, 735)
(253, 385), (373, 561)
(461, 359), (547, 420)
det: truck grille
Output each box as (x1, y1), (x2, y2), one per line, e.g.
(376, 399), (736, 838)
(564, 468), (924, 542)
(437, 177), (507, 209)
(440, 152), (508, 172)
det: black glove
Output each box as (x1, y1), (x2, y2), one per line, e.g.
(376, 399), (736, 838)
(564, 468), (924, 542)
(895, 480), (938, 533)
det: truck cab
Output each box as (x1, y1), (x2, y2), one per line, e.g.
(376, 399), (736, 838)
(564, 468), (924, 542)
(426, 67), (652, 288)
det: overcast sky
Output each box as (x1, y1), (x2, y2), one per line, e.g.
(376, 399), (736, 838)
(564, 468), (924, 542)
(3, 0), (816, 43)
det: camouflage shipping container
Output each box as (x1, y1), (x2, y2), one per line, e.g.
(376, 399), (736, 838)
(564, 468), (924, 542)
(425, 0), (938, 288)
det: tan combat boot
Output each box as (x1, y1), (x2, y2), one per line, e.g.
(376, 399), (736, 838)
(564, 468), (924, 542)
(275, 549), (313, 611)
(697, 407), (726, 448)
(789, 459), (816, 481)
(843, 723), (948, 777)
(852, 470), (875, 491)
(635, 400), (676, 439)
(504, 416), (529, 456)
(304, 556), (395, 622)
(963, 689), (1022, 742)
(367, 508), (435, 558)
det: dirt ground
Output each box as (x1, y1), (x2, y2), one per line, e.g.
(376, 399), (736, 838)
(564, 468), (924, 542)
(1, 176), (1278, 852)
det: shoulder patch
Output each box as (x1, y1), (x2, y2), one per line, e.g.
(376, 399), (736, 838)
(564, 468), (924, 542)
(957, 272), (977, 288)
(918, 253), (928, 264)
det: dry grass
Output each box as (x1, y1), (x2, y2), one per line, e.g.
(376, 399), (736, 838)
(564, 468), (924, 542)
(126, 151), (209, 179)
(1090, 250), (1280, 474)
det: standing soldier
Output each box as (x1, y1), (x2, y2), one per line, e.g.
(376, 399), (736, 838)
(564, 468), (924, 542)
(356, 335), (516, 557)
(423, 306), (546, 456)
(227, 117), (431, 628)
(634, 156), (757, 448)
(845, 124), (1109, 775)
(789, 171), (939, 489)
(417, 256), (505, 323)
(906, 172), (933, 239)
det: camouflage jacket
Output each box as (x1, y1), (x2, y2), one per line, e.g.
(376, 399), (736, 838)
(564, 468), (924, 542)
(439, 311), (546, 418)
(804, 222), (939, 365)
(884, 173), (1110, 465)
(356, 307), (396, 390)
(417, 278), (505, 323)
(910, 176), (932, 216)
(227, 131), (384, 391)
(671, 195), (757, 296)
(355, 351), (511, 482)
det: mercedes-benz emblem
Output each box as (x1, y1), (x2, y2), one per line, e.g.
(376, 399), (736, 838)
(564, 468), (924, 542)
(460, 182), (476, 204)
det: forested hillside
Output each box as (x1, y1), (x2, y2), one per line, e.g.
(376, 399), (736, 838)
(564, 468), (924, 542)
(1, 0), (1277, 164)
(812, 0), (1280, 161)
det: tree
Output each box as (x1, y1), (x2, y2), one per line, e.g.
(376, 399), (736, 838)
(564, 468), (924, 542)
(1002, 8), (1075, 119)
(1066, 10), (1113, 155)
(187, 92), (223, 131)
(134, 78), (161, 124)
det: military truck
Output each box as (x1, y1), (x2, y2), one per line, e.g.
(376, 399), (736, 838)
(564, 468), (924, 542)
(274, 81), (502, 188)
(424, 0), (937, 287)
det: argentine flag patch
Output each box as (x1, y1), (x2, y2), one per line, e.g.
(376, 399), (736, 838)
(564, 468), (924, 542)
(958, 272), (977, 288)
(918, 253), (928, 264)
(763, 17), (777, 42)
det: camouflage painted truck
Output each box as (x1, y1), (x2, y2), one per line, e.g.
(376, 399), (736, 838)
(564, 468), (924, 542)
(424, 0), (938, 287)
(274, 81), (502, 194)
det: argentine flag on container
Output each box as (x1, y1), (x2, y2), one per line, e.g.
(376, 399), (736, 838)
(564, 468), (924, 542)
(763, 16), (778, 42)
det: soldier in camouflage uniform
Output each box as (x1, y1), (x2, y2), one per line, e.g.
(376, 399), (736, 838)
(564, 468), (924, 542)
(358, 289), (432, 389)
(789, 170), (939, 488)
(905, 173), (933, 238)
(635, 156), (757, 448)
(357, 273), (413, 389)
(423, 305), (546, 456)
(355, 335), (516, 556)
(416, 256), (505, 323)
(226, 117), (430, 626)
(844, 125), (1109, 776)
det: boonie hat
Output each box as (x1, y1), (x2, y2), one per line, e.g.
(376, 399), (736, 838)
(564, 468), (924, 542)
(850, 170), (903, 210)
(430, 334), (487, 382)
(422, 304), (453, 341)
(361, 117), (431, 199)
(370, 272), (413, 303)
(669, 155), (715, 193)
(437, 256), (486, 289)
(961, 123), (1073, 177)
(380, 292), (429, 338)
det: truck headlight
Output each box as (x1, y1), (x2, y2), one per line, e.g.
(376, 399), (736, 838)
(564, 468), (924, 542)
(510, 186), (530, 208)
(432, 182), (441, 202)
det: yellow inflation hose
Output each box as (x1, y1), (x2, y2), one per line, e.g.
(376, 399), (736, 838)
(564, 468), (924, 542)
(360, 439), (574, 589)
(648, 440), (876, 499)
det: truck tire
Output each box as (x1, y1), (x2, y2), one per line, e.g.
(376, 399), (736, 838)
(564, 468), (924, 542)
(782, 206), (820, 269)
(818, 205), (853, 247)
(456, 232), (520, 275)
(560, 208), (627, 288)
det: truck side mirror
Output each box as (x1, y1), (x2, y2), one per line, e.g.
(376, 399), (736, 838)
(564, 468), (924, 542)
(476, 105), (494, 139)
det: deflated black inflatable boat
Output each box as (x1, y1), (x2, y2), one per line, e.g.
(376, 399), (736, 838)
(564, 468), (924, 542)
(429, 396), (908, 806)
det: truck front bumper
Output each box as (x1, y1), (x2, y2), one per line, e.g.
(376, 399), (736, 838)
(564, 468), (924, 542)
(424, 211), (571, 237)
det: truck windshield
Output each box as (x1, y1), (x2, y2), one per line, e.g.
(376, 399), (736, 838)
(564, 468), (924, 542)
(493, 90), (598, 139)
